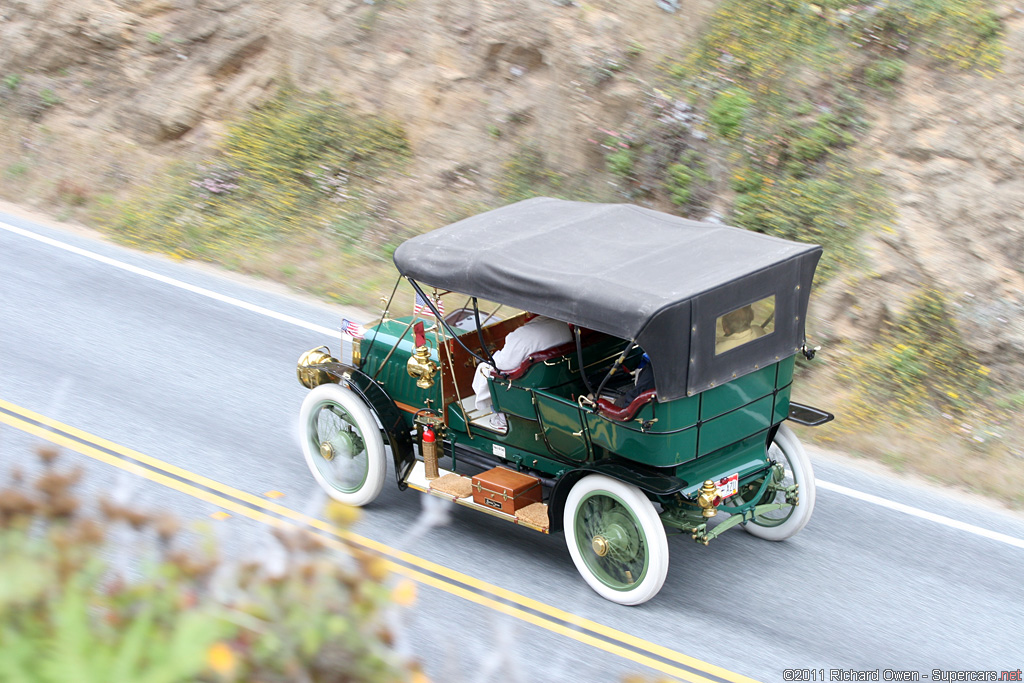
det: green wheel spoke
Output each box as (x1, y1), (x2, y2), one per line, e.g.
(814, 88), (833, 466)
(300, 384), (387, 507)
(307, 401), (370, 494)
(753, 442), (796, 526)
(574, 491), (649, 591)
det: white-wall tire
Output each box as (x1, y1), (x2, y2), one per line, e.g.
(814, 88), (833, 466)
(563, 474), (669, 605)
(743, 424), (816, 541)
(299, 383), (387, 507)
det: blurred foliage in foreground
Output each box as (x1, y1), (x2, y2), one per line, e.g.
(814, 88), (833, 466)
(0, 446), (420, 682)
(107, 87), (410, 297)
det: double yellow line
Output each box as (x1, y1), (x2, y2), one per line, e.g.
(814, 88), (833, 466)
(0, 397), (760, 683)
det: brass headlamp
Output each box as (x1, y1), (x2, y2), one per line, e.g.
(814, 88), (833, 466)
(406, 321), (438, 389)
(297, 346), (338, 389)
(407, 346), (438, 389)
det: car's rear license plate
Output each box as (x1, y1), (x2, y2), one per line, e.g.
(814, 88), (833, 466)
(717, 473), (739, 499)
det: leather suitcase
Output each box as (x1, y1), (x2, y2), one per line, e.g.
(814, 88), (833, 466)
(471, 467), (542, 514)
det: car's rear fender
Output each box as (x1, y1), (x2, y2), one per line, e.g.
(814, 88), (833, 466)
(547, 460), (688, 534)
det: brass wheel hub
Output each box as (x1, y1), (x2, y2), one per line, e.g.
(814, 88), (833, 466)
(319, 441), (335, 461)
(592, 535), (609, 557)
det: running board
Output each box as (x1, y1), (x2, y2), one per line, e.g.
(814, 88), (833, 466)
(403, 460), (550, 533)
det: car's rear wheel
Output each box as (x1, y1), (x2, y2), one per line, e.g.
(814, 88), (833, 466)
(563, 475), (669, 605)
(742, 424), (815, 540)
(299, 383), (386, 506)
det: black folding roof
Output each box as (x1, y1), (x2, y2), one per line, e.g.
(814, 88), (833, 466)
(394, 197), (821, 399)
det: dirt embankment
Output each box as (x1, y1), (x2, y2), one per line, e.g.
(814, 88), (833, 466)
(0, 0), (710, 210)
(3, 0), (1024, 500)
(813, 7), (1024, 389)
(2, 0), (1021, 381)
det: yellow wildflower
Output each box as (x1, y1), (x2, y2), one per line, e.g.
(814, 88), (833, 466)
(391, 579), (417, 607)
(207, 642), (237, 677)
(326, 500), (362, 527)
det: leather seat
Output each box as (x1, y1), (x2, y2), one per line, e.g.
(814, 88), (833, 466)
(501, 340), (578, 380)
(597, 389), (657, 421)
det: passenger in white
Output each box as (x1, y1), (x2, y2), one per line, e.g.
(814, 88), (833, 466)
(472, 314), (572, 431)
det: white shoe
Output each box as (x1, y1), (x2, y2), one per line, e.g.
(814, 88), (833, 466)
(488, 412), (508, 431)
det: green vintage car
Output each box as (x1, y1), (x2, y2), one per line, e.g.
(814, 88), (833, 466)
(296, 197), (832, 605)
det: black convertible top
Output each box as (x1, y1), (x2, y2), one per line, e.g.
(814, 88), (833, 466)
(394, 198), (821, 400)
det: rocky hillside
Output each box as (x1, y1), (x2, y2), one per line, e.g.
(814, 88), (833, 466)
(2, 0), (1023, 493)
(858, 26), (1024, 387)
(806, 7), (1024, 390)
(0, 0), (712, 200)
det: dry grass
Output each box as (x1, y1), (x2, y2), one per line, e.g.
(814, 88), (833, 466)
(796, 362), (1024, 510)
(0, 114), (170, 223)
(0, 97), (424, 313)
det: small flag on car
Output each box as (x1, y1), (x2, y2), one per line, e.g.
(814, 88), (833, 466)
(341, 318), (365, 339)
(414, 291), (444, 318)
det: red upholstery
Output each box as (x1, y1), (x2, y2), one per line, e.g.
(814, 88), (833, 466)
(495, 327), (601, 381)
(597, 389), (657, 421)
(501, 340), (578, 380)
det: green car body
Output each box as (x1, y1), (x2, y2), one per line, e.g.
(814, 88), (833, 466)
(297, 198), (832, 604)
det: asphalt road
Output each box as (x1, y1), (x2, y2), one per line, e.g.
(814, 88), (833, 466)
(2, 208), (1023, 683)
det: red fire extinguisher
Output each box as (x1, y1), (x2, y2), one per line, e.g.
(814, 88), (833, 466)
(422, 425), (439, 480)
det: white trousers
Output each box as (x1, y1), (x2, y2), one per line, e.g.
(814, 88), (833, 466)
(472, 363), (496, 414)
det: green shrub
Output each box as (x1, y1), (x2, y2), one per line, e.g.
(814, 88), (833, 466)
(789, 113), (852, 161)
(666, 163), (694, 205)
(497, 145), (565, 202)
(849, 0), (1001, 68)
(730, 168), (764, 193)
(4, 162), (29, 178)
(731, 165), (882, 280)
(605, 147), (635, 179)
(665, 151), (710, 208)
(865, 58), (906, 91)
(691, 0), (832, 87)
(841, 289), (989, 418)
(40, 88), (61, 108)
(708, 87), (753, 139)
(224, 88), (407, 196)
(790, 135), (827, 162)
(110, 88), (409, 262)
(597, 131), (637, 181)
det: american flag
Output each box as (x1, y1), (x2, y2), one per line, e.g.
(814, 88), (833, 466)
(341, 318), (365, 339)
(414, 291), (444, 318)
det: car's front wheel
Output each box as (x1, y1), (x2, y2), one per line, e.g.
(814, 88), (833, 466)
(299, 383), (386, 506)
(563, 474), (669, 605)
